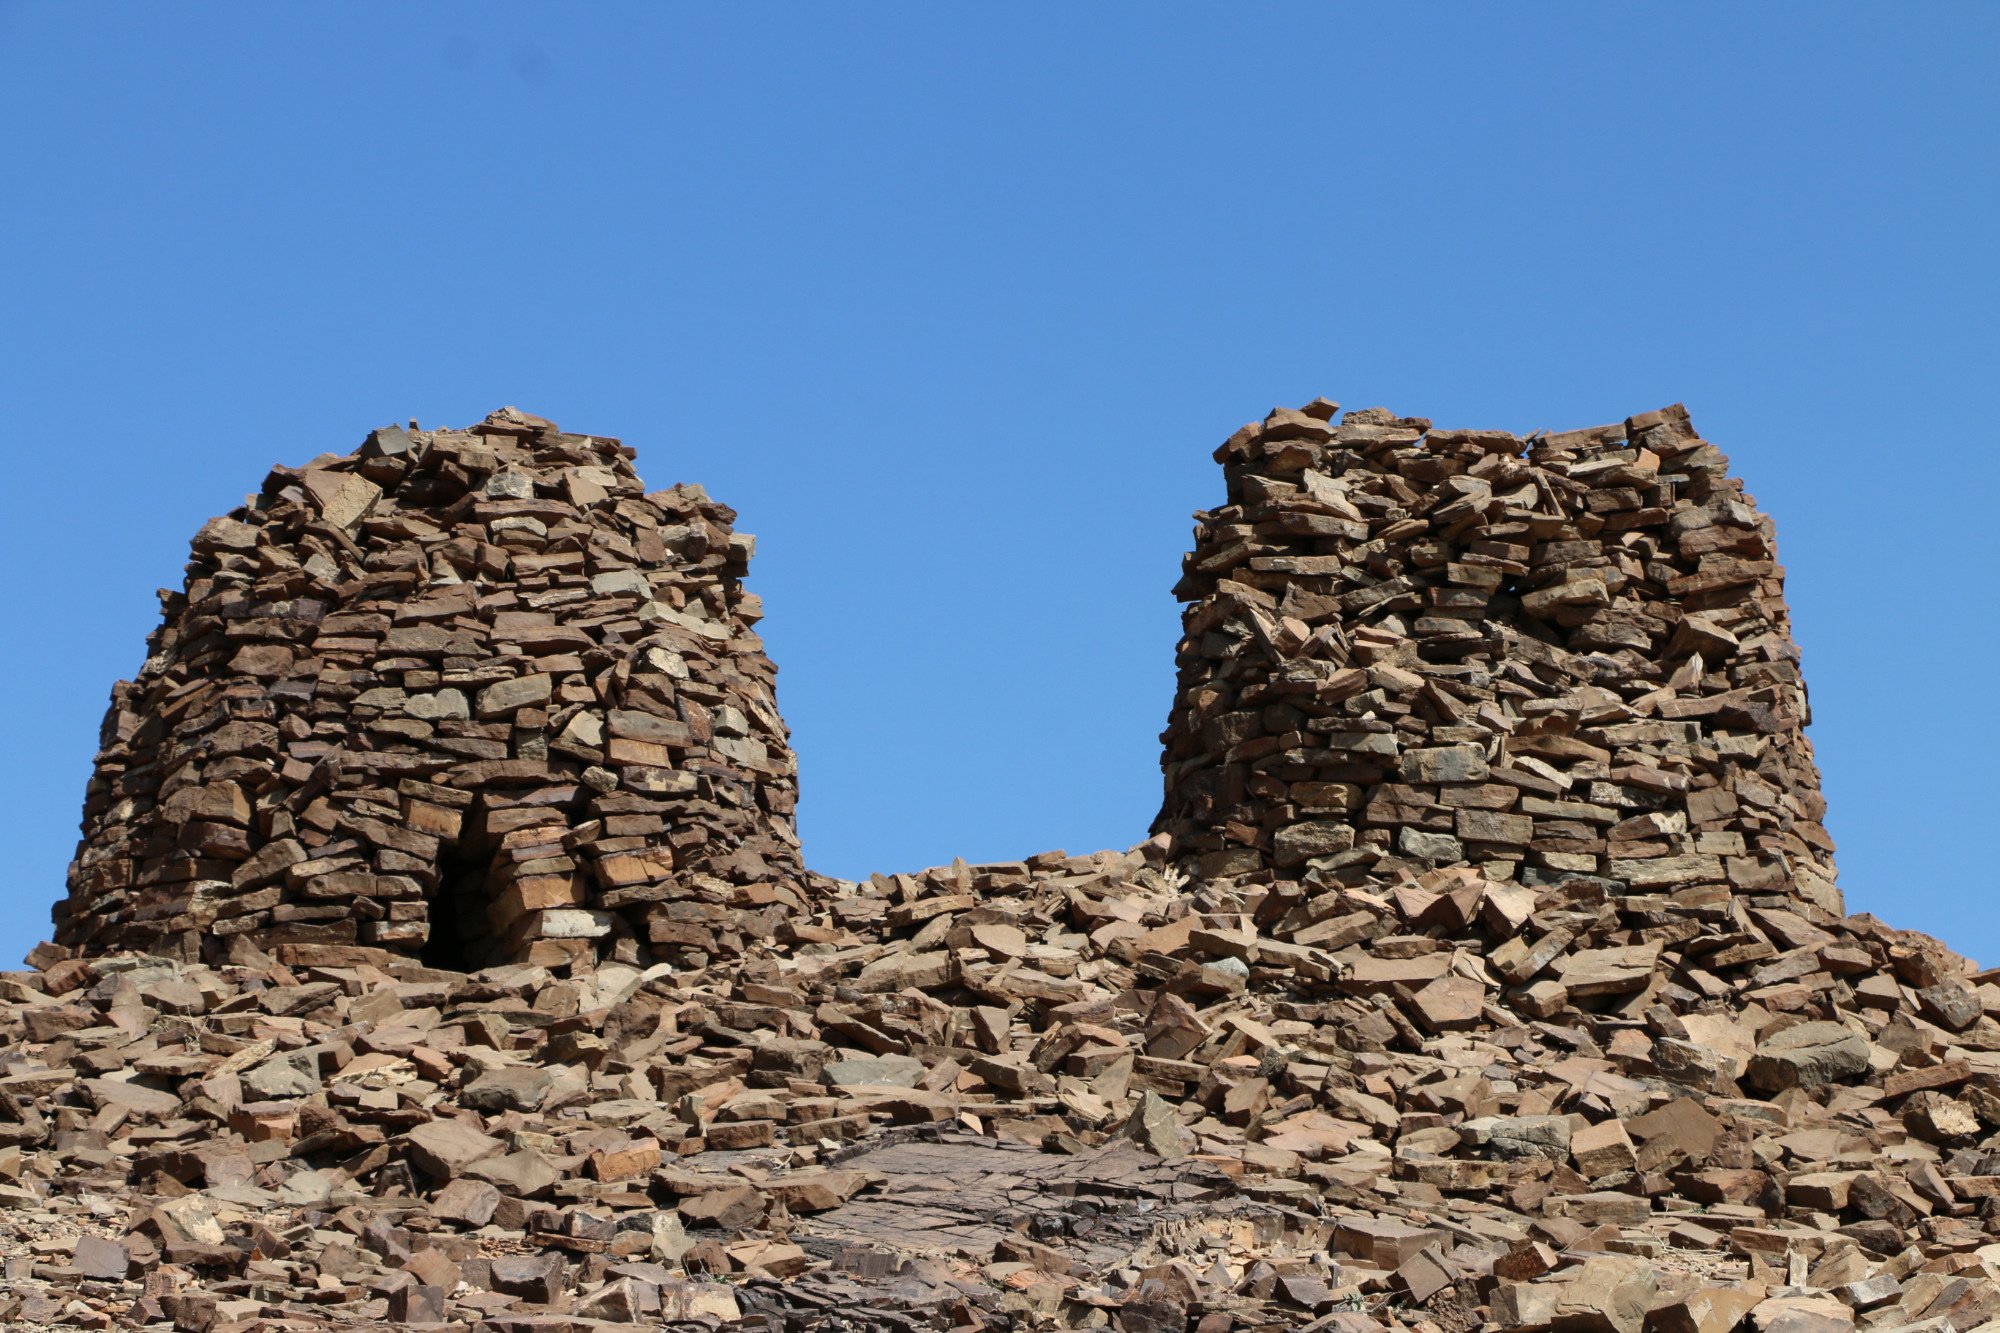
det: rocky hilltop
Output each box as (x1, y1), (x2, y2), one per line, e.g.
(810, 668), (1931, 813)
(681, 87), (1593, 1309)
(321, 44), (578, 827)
(5, 403), (1993, 1333)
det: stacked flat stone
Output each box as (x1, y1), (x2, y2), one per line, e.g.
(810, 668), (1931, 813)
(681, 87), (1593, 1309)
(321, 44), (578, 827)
(1155, 400), (1839, 918)
(30, 400), (2000, 1333)
(56, 408), (803, 970)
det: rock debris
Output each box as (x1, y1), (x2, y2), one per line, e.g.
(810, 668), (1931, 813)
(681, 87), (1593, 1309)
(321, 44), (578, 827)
(6, 401), (1987, 1333)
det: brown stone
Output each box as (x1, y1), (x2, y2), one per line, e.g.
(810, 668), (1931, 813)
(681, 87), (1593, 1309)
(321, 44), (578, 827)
(677, 1185), (766, 1232)
(71, 1236), (130, 1280)
(17, 399), (1982, 1333)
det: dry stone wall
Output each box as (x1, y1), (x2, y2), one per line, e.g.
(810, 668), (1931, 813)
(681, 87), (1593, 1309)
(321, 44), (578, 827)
(56, 408), (804, 971)
(29, 400), (2000, 1333)
(56, 398), (1843, 975)
(1155, 399), (1839, 919)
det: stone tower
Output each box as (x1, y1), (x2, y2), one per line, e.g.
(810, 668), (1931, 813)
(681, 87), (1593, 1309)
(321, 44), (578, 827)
(1154, 400), (1839, 915)
(57, 408), (803, 970)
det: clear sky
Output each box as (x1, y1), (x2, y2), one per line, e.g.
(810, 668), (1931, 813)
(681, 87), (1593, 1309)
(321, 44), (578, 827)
(2, 5), (1994, 970)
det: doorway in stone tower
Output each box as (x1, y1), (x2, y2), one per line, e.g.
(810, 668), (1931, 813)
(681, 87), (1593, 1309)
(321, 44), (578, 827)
(422, 805), (495, 971)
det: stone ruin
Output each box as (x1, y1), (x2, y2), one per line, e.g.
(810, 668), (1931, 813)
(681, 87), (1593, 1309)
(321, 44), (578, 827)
(32, 402), (2000, 1333)
(56, 400), (1841, 974)
(1154, 398), (1840, 917)
(55, 408), (805, 972)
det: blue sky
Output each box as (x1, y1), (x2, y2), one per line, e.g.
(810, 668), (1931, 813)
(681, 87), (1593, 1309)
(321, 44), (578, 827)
(1, 5), (1994, 968)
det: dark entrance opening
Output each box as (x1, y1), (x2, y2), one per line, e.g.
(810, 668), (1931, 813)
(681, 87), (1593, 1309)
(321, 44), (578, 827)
(422, 810), (496, 971)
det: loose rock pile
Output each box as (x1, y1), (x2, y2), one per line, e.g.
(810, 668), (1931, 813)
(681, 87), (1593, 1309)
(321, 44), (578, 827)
(57, 409), (803, 972)
(10, 401), (1991, 1333)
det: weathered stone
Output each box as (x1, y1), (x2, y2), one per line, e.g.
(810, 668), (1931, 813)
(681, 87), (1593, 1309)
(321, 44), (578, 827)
(677, 1184), (765, 1231)
(1570, 1118), (1637, 1178)
(1552, 1256), (1657, 1333)
(242, 1052), (320, 1099)
(1558, 944), (1661, 997)
(762, 1169), (873, 1214)
(71, 1235), (130, 1280)
(1463, 1115), (1572, 1161)
(476, 673), (553, 718)
(404, 1118), (504, 1178)
(1272, 819), (1356, 867)
(461, 1065), (556, 1112)
(1400, 745), (1490, 784)
(1120, 1091), (1189, 1158)
(466, 1149), (561, 1198)
(1650, 1286), (1765, 1333)
(431, 1178), (502, 1227)
(1745, 1022), (1871, 1093)
(822, 1053), (927, 1089)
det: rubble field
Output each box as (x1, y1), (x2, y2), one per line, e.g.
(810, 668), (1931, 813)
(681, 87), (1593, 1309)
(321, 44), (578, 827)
(7, 401), (1981, 1333)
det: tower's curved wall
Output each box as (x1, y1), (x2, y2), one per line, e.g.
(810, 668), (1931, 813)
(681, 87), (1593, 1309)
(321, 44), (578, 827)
(57, 408), (802, 968)
(1154, 401), (1839, 914)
